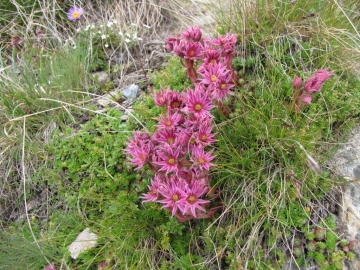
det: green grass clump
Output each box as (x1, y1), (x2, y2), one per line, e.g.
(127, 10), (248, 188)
(151, 56), (193, 91)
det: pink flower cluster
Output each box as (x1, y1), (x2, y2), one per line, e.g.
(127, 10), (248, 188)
(165, 26), (238, 98)
(292, 69), (333, 110)
(125, 26), (237, 221)
(125, 86), (219, 221)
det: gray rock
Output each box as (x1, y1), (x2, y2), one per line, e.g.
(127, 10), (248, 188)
(120, 115), (129, 121)
(68, 228), (98, 259)
(121, 84), (140, 100)
(330, 124), (360, 269)
(331, 125), (360, 180)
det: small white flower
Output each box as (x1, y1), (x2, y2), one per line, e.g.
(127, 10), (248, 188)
(118, 31), (123, 36)
(101, 34), (106, 40)
(125, 33), (131, 37)
(90, 24), (95, 29)
(104, 43), (109, 48)
(125, 38), (131, 43)
(142, 24), (151, 29)
(98, 31), (101, 34)
(137, 37), (143, 41)
(106, 22), (113, 28)
(113, 20), (117, 24)
(100, 25), (104, 28)
(76, 28), (81, 32)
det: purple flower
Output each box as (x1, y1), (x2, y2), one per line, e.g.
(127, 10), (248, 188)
(67, 6), (84, 21)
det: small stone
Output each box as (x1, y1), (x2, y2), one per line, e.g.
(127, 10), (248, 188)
(68, 228), (98, 259)
(120, 115), (129, 121)
(92, 71), (109, 85)
(121, 84), (140, 100)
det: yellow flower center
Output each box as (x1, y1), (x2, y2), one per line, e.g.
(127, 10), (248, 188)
(198, 157), (205, 164)
(72, 11), (80, 19)
(171, 101), (180, 109)
(188, 195), (195, 203)
(172, 194), (179, 201)
(168, 158), (175, 164)
(211, 75), (217, 82)
(165, 120), (172, 126)
(221, 83), (227, 90)
(200, 135), (207, 141)
(189, 138), (196, 144)
(167, 137), (175, 144)
(194, 104), (202, 111)
(210, 59), (216, 65)
(189, 50), (195, 57)
(139, 154), (146, 161)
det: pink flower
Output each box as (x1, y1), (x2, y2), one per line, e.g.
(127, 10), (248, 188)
(304, 68), (333, 93)
(157, 181), (186, 216)
(183, 41), (202, 60)
(165, 36), (180, 52)
(181, 26), (202, 42)
(127, 147), (150, 170)
(192, 147), (216, 171)
(125, 132), (153, 170)
(44, 263), (56, 270)
(196, 124), (217, 147)
(198, 62), (230, 88)
(154, 145), (182, 174)
(292, 75), (303, 89)
(141, 175), (164, 203)
(153, 87), (169, 107)
(67, 6), (84, 21)
(155, 128), (177, 145)
(301, 94), (312, 104)
(205, 33), (237, 56)
(212, 76), (235, 101)
(179, 181), (209, 217)
(184, 89), (215, 118)
(202, 49), (222, 66)
(157, 112), (182, 129)
(173, 40), (187, 58)
(167, 91), (185, 111)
